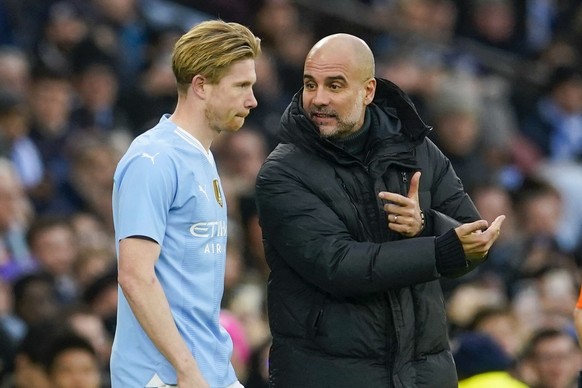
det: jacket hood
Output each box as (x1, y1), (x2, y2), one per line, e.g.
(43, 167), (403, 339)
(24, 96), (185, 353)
(278, 77), (432, 170)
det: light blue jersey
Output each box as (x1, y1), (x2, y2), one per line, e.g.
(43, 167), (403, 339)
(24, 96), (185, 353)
(110, 115), (235, 388)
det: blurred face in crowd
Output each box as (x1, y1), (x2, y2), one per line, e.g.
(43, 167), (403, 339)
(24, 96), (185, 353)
(29, 77), (73, 134)
(15, 279), (59, 324)
(221, 129), (267, 187)
(302, 34), (375, 139)
(13, 355), (51, 388)
(552, 79), (582, 114)
(434, 111), (479, 156)
(532, 333), (581, 388)
(49, 348), (101, 388)
(75, 64), (118, 112)
(520, 192), (562, 237)
(31, 224), (77, 276)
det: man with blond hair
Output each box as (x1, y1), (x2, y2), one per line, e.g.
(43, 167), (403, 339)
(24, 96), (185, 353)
(110, 20), (260, 388)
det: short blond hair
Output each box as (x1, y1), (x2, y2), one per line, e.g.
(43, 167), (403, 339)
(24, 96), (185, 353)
(172, 20), (261, 94)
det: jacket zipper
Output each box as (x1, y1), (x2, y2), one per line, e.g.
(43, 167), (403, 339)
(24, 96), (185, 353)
(339, 181), (368, 237)
(400, 171), (408, 194)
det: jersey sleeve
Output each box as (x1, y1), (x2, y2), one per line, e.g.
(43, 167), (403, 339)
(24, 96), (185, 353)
(113, 150), (176, 244)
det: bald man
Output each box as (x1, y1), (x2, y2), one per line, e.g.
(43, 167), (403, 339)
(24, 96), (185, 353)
(255, 33), (504, 387)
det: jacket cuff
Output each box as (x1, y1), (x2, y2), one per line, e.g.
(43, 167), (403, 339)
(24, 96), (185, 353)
(435, 228), (467, 274)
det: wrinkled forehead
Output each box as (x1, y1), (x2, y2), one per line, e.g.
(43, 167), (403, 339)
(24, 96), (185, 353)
(304, 47), (362, 80)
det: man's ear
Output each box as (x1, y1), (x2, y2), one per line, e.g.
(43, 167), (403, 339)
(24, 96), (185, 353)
(191, 75), (206, 98)
(364, 78), (376, 105)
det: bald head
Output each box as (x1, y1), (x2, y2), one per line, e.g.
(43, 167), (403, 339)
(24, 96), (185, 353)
(306, 34), (375, 80)
(302, 33), (377, 139)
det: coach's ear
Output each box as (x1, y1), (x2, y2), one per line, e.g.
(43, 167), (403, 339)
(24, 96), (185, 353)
(364, 77), (376, 105)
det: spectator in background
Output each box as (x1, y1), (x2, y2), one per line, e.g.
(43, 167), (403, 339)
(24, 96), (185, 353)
(0, 47), (30, 98)
(446, 279), (508, 331)
(32, 1), (91, 75)
(63, 305), (112, 386)
(214, 128), (268, 198)
(0, 90), (44, 191)
(452, 331), (527, 387)
(0, 320), (66, 388)
(27, 66), (75, 213)
(462, 0), (525, 57)
(55, 138), (120, 229)
(26, 216), (79, 304)
(427, 74), (492, 194)
(0, 159), (34, 282)
(43, 332), (102, 388)
(468, 306), (527, 359)
(535, 161), (582, 256)
(89, 0), (153, 92)
(69, 58), (133, 148)
(253, 0), (314, 95)
(510, 268), (579, 352)
(520, 66), (582, 162)
(11, 273), (60, 330)
(510, 176), (575, 285)
(518, 327), (581, 388)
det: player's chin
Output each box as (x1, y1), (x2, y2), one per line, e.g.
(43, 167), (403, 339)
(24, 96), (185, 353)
(223, 118), (245, 132)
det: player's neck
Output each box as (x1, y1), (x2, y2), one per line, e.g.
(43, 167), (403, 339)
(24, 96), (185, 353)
(169, 106), (216, 152)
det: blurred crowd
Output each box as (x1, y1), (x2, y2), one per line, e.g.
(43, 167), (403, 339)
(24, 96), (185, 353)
(0, 0), (581, 387)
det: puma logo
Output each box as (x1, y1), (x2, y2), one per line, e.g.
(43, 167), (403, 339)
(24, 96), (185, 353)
(141, 152), (159, 165)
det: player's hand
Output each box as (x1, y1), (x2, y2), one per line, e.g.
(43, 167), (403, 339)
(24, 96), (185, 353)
(176, 360), (210, 388)
(454, 215), (505, 262)
(379, 171), (424, 237)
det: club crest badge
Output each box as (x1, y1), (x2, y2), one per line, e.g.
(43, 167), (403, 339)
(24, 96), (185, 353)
(213, 179), (223, 207)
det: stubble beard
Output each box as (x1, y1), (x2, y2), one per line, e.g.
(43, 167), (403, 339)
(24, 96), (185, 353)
(205, 106), (244, 134)
(319, 96), (364, 140)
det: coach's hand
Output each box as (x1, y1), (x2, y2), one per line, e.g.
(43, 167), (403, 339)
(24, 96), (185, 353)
(379, 171), (424, 237)
(454, 215), (505, 262)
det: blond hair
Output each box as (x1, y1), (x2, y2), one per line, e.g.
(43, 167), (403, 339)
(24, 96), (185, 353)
(172, 20), (261, 94)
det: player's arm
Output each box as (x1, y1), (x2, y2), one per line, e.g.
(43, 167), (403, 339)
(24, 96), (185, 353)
(118, 236), (209, 388)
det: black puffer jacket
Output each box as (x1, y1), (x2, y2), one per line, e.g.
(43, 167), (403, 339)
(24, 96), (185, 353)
(255, 78), (481, 388)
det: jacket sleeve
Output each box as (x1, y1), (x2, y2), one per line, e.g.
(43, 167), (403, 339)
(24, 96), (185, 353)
(424, 138), (480, 222)
(256, 156), (445, 298)
(421, 139), (484, 277)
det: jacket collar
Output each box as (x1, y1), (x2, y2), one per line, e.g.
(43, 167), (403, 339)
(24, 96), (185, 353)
(279, 77), (431, 169)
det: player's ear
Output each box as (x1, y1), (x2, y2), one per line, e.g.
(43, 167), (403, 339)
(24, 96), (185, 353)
(191, 75), (206, 98)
